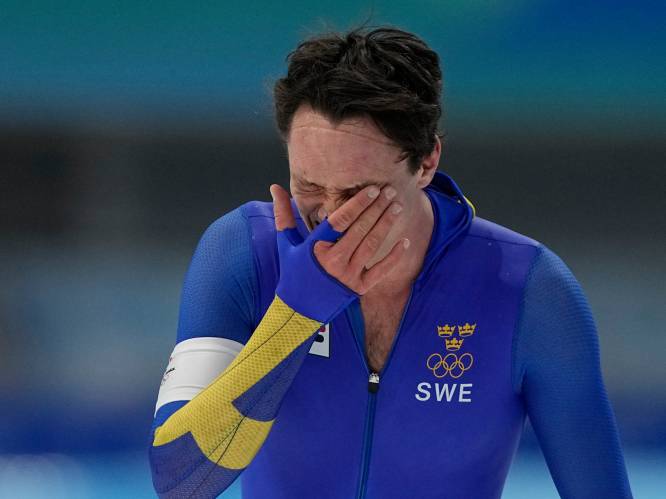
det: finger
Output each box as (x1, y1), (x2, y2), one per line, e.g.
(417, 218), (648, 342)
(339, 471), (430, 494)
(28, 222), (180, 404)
(326, 184), (381, 232)
(333, 186), (397, 259)
(313, 240), (334, 260)
(309, 218), (344, 243)
(270, 184), (297, 231)
(348, 200), (403, 272)
(359, 238), (410, 293)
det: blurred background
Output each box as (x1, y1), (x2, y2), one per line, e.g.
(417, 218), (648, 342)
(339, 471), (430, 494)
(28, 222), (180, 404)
(1, 1), (664, 497)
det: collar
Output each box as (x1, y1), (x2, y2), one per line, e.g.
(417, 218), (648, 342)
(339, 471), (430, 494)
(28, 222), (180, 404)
(416, 171), (475, 286)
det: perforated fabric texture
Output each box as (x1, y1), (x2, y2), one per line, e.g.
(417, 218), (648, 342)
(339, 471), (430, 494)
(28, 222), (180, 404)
(150, 296), (321, 498)
(232, 338), (316, 422)
(513, 244), (632, 498)
(153, 208), (258, 438)
(176, 207), (258, 345)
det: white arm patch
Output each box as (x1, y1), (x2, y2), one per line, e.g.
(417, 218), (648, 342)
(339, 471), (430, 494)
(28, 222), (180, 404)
(154, 336), (244, 415)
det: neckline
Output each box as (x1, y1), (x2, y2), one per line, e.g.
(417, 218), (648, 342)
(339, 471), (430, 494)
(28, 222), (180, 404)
(416, 187), (440, 284)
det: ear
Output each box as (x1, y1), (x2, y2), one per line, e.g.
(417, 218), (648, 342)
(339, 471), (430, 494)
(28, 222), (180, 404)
(415, 135), (441, 188)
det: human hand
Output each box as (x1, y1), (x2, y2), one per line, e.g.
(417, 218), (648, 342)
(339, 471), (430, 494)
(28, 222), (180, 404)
(270, 184), (409, 322)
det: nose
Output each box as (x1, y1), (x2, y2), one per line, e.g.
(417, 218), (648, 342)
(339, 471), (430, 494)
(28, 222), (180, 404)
(311, 194), (346, 227)
(324, 194), (348, 215)
(310, 206), (329, 228)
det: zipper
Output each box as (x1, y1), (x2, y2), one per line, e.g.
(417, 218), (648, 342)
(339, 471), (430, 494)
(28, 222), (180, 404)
(353, 286), (415, 499)
(368, 372), (380, 393)
(357, 372), (379, 499)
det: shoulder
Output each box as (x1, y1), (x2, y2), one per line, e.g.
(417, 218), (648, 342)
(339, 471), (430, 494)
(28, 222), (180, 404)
(465, 216), (541, 249)
(237, 199), (308, 247)
(466, 217), (577, 280)
(465, 217), (581, 297)
(522, 242), (588, 310)
(239, 199), (305, 226)
(218, 200), (290, 319)
(457, 216), (544, 285)
(189, 200), (278, 294)
(202, 200), (275, 236)
(198, 200), (277, 251)
(199, 203), (251, 242)
(465, 216), (574, 270)
(457, 217), (583, 303)
(240, 200), (275, 220)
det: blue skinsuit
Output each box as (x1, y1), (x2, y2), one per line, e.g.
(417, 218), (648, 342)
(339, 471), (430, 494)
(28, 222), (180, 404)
(152, 172), (632, 498)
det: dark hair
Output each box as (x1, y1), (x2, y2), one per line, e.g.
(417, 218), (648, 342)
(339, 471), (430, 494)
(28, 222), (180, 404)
(273, 26), (443, 173)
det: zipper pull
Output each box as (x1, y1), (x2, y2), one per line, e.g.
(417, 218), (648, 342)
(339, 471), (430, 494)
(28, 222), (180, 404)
(368, 372), (380, 393)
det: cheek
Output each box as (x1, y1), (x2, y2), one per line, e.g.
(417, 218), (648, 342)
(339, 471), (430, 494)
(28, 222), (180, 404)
(292, 194), (322, 227)
(293, 194), (320, 213)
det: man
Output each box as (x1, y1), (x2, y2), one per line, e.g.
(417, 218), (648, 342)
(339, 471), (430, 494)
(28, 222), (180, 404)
(149, 27), (633, 498)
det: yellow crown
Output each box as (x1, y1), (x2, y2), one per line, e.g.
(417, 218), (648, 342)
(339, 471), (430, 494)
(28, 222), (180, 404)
(458, 323), (477, 337)
(445, 337), (464, 351)
(437, 324), (456, 337)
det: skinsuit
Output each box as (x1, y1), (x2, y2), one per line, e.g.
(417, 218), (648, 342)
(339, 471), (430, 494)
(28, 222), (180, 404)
(149, 171), (632, 499)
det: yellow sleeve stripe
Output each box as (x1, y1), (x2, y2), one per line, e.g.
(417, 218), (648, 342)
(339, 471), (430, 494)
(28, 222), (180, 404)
(152, 295), (321, 470)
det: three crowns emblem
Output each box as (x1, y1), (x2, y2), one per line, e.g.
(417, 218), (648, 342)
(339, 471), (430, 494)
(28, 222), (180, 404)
(437, 323), (476, 351)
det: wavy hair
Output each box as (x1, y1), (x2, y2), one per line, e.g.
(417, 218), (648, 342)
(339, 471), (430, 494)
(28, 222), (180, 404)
(273, 26), (443, 173)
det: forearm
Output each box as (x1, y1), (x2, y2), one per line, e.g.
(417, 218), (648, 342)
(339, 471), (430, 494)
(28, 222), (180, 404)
(149, 295), (321, 498)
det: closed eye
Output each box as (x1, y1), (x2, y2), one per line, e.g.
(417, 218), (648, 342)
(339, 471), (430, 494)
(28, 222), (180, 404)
(337, 188), (363, 202)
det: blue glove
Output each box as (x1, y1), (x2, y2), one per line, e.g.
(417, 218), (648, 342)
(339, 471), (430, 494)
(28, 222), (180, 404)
(275, 219), (359, 323)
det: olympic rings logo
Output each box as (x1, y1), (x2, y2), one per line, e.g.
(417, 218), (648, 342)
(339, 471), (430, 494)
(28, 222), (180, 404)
(426, 352), (474, 379)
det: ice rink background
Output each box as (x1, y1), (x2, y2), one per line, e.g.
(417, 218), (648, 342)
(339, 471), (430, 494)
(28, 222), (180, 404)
(1, 1), (664, 497)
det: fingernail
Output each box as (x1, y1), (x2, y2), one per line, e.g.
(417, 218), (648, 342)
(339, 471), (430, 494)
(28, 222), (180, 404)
(391, 203), (402, 214)
(385, 187), (397, 200)
(318, 207), (327, 220)
(403, 238), (411, 249)
(368, 186), (380, 198)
